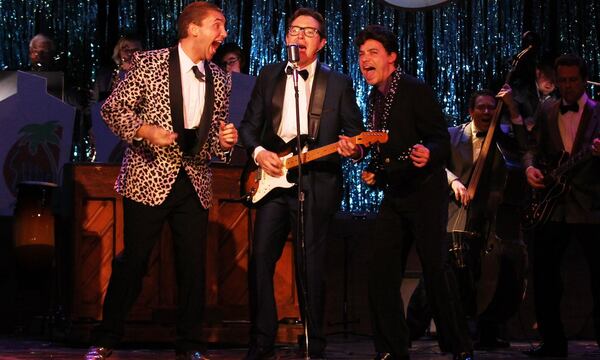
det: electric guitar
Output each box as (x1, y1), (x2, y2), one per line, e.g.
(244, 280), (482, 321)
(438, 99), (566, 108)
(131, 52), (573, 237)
(521, 148), (592, 230)
(241, 131), (389, 205)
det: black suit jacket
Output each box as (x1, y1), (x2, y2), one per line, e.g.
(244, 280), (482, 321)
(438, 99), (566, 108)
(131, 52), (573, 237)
(525, 97), (600, 223)
(373, 73), (450, 196)
(239, 61), (364, 211)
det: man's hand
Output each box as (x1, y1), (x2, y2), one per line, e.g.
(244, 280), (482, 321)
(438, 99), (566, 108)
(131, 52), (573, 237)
(526, 166), (546, 189)
(451, 179), (470, 207)
(497, 84), (515, 107)
(410, 144), (430, 168)
(592, 137), (600, 157)
(361, 170), (376, 186)
(136, 124), (177, 146)
(497, 84), (521, 123)
(256, 149), (284, 177)
(337, 135), (360, 159)
(219, 121), (238, 150)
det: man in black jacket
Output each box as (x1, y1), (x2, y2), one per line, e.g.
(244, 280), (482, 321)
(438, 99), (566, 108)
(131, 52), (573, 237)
(239, 8), (364, 359)
(523, 53), (600, 358)
(357, 25), (472, 360)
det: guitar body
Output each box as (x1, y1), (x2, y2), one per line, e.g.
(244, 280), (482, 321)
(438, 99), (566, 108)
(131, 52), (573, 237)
(522, 178), (567, 230)
(240, 131), (389, 206)
(521, 149), (592, 230)
(242, 153), (295, 205)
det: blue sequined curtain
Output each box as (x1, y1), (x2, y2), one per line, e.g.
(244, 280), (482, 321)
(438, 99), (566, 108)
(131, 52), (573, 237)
(2, 0), (600, 212)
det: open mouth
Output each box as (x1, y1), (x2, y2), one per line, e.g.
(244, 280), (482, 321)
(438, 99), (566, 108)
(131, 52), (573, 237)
(362, 65), (376, 76)
(211, 40), (223, 52)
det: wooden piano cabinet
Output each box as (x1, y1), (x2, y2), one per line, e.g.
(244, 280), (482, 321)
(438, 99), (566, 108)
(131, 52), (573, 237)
(64, 163), (299, 343)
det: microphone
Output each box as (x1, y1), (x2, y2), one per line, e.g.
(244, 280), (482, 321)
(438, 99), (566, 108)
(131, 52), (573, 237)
(287, 44), (300, 64)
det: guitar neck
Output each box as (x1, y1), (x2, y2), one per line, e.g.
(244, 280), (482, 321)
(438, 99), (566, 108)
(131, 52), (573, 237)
(551, 148), (591, 178)
(285, 141), (349, 169)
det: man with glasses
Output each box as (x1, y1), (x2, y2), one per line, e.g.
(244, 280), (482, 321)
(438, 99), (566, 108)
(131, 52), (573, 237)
(239, 7), (364, 360)
(214, 42), (246, 73)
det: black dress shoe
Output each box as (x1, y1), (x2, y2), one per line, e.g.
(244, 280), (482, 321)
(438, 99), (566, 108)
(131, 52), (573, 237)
(175, 350), (209, 360)
(244, 345), (276, 360)
(523, 343), (567, 357)
(453, 351), (474, 360)
(84, 346), (113, 360)
(474, 337), (510, 350)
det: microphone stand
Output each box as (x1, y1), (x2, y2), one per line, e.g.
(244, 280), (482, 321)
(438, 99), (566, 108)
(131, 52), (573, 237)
(290, 62), (311, 359)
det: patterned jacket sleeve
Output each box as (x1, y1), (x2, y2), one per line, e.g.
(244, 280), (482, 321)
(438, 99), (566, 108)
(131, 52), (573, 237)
(207, 64), (232, 162)
(100, 51), (148, 143)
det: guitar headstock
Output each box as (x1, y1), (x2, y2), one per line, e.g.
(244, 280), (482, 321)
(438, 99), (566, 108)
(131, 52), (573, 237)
(356, 131), (389, 147)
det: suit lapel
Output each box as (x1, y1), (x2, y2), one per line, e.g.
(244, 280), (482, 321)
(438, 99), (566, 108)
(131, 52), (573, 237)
(168, 47), (185, 143)
(460, 123), (474, 170)
(547, 102), (564, 152)
(572, 99), (596, 154)
(271, 63), (287, 134)
(195, 60), (214, 151)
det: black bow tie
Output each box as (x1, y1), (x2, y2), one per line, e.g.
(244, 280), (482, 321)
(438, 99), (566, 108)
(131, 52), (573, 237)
(286, 66), (309, 80)
(475, 130), (487, 138)
(559, 102), (579, 114)
(191, 65), (205, 81)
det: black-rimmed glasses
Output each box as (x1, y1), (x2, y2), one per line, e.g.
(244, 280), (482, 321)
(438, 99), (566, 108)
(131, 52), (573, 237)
(288, 26), (320, 38)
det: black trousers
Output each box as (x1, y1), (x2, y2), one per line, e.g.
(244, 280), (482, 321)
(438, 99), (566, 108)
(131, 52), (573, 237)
(368, 176), (472, 358)
(92, 170), (209, 352)
(532, 221), (600, 346)
(248, 188), (333, 353)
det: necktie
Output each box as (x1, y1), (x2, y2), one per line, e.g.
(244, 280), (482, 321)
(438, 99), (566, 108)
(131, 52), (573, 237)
(191, 65), (205, 81)
(475, 131), (487, 138)
(559, 102), (579, 114)
(285, 66), (309, 80)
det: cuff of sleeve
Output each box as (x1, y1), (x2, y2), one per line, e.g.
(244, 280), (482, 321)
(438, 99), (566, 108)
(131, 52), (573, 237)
(446, 168), (459, 186)
(253, 146), (266, 165)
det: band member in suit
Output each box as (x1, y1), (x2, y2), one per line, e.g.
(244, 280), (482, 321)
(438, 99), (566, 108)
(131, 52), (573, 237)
(239, 8), (364, 359)
(408, 90), (526, 349)
(445, 90), (526, 349)
(357, 25), (473, 360)
(523, 54), (600, 358)
(86, 3), (237, 360)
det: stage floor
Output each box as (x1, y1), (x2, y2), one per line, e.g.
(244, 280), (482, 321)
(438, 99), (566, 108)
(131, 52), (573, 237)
(0, 337), (599, 359)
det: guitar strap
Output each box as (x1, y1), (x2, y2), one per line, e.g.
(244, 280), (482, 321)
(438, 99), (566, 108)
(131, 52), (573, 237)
(307, 62), (331, 143)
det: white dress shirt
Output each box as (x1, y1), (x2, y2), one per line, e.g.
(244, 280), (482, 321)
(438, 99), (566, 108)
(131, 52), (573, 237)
(178, 44), (205, 129)
(558, 93), (588, 154)
(253, 59), (318, 162)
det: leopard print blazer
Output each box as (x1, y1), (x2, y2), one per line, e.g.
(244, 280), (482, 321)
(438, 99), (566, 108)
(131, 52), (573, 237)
(101, 47), (231, 208)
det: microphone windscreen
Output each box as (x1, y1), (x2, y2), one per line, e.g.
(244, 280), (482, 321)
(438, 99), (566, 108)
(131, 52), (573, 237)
(287, 44), (300, 63)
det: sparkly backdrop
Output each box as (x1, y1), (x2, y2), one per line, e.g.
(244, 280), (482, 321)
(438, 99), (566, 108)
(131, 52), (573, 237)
(1, 0), (599, 213)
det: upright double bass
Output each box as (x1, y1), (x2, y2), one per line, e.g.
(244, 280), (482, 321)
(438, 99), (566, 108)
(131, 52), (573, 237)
(448, 46), (532, 318)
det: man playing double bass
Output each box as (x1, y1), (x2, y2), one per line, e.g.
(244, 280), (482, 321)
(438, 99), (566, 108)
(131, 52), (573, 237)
(523, 53), (600, 358)
(445, 90), (526, 349)
(407, 90), (526, 350)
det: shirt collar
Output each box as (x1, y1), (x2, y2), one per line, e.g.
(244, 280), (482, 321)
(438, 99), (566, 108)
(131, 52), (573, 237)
(286, 58), (318, 79)
(470, 120), (485, 136)
(178, 43), (204, 75)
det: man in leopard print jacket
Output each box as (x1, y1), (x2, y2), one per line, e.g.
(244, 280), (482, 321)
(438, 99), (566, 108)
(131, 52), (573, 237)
(86, 3), (237, 360)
